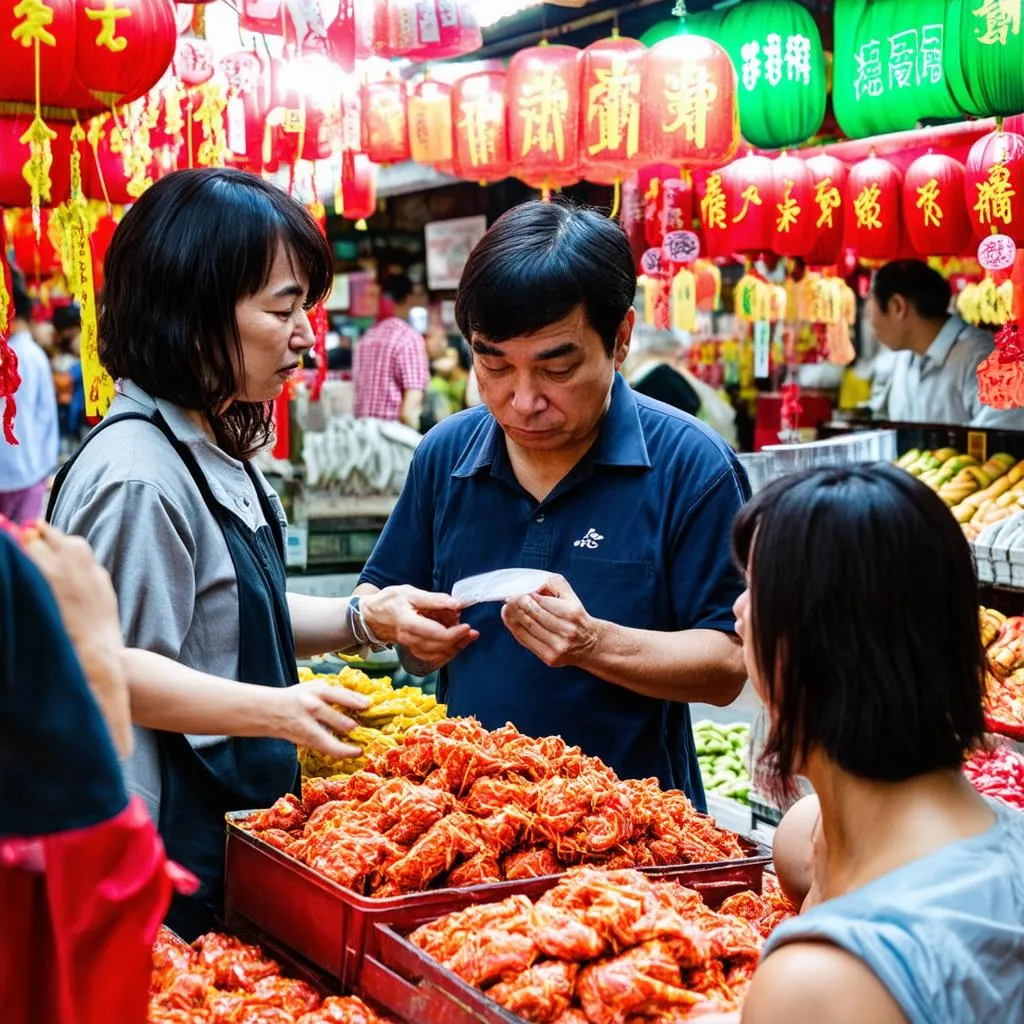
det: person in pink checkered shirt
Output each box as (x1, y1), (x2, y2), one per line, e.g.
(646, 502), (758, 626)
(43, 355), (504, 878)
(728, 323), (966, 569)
(353, 275), (430, 428)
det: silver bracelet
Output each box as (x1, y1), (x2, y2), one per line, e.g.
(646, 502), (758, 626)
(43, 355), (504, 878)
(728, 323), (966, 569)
(346, 597), (390, 654)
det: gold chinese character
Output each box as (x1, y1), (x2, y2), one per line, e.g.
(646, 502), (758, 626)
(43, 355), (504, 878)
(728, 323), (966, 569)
(776, 179), (801, 233)
(663, 65), (718, 148)
(701, 173), (727, 231)
(854, 183), (883, 230)
(915, 178), (944, 228)
(518, 67), (569, 159)
(974, 163), (1017, 226)
(732, 184), (762, 224)
(586, 54), (640, 159)
(814, 177), (841, 228)
(85, 0), (131, 53)
(973, 0), (1021, 45)
(458, 98), (498, 168)
(12, 0), (56, 47)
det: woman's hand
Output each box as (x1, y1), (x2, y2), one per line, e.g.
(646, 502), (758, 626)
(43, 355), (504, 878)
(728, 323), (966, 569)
(267, 680), (373, 762)
(23, 522), (133, 758)
(360, 585), (478, 668)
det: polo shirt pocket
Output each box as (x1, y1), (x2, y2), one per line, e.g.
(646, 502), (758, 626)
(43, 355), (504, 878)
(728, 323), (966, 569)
(565, 555), (657, 629)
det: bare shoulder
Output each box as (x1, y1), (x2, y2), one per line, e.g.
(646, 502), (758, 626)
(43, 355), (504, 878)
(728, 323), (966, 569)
(742, 942), (908, 1024)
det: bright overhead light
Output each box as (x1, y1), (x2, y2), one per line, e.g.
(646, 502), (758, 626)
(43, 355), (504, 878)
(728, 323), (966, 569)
(467, 0), (545, 30)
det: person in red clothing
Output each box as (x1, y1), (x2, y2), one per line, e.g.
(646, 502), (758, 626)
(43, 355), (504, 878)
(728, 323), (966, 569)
(353, 274), (430, 428)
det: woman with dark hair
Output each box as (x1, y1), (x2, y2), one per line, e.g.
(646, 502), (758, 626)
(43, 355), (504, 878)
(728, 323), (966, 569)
(724, 464), (1024, 1024)
(47, 168), (471, 937)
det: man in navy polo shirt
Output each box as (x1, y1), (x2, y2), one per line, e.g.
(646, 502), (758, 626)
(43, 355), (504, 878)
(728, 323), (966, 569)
(357, 201), (748, 810)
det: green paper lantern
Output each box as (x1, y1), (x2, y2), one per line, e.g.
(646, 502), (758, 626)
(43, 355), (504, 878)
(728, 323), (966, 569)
(715, 0), (826, 149)
(833, 0), (965, 138)
(945, 0), (1024, 117)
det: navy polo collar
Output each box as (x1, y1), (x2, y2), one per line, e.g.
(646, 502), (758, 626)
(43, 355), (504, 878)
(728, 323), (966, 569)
(451, 372), (651, 479)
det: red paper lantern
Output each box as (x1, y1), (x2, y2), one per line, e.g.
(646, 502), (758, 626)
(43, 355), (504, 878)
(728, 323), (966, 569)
(0, 117), (72, 207)
(0, 0), (175, 117)
(362, 77), (410, 165)
(450, 70), (509, 182)
(965, 130), (1024, 245)
(640, 33), (740, 168)
(578, 35), (644, 186)
(507, 44), (581, 190)
(259, 58), (333, 173)
(220, 51), (268, 172)
(805, 153), (848, 267)
(81, 116), (134, 205)
(409, 78), (453, 172)
(173, 36), (214, 86)
(661, 176), (694, 238)
(903, 153), (972, 257)
(10, 209), (61, 282)
(845, 156), (903, 261)
(384, 0), (482, 60)
(697, 170), (734, 259)
(720, 153), (777, 254)
(337, 150), (377, 222)
(771, 153), (816, 258)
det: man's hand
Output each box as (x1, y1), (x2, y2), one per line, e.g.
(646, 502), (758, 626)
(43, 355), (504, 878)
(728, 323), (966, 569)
(23, 521), (133, 758)
(501, 575), (602, 668)
(361, 585), (478, 668)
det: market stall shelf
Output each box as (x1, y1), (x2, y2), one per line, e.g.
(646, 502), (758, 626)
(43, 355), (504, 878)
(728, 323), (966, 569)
(224, 816), (769, 993)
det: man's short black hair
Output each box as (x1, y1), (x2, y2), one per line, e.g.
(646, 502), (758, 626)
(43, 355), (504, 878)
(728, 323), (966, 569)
(10, 269), (31, 322)
(99, 167), (332, 460)
(733, 463), (985, 793)
(454, 200), (636, 357)
(872, 259), (952, 319)
(383, 274), (414, 305)
(52, 303), (81, 332)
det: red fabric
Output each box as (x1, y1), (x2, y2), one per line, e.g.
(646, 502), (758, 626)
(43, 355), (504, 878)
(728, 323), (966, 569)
(0, 797), (195, 1024)
(353, 316), (429, 421)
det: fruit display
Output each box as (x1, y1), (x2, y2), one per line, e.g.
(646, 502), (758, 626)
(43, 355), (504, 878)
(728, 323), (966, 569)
(297, 666), (446, 778)
(979, 608), (1024, 734)
(241, 719), (750, 898)
(149, 927), (392, 1023)
(408, 867), (796, 1022)
(962, 745), (1024, 811)
(894, 448), (1024, 538)
(695, 721), (751, 805)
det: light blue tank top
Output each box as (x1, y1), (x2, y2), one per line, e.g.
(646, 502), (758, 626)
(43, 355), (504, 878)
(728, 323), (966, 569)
(762, 800), (1024, 1024)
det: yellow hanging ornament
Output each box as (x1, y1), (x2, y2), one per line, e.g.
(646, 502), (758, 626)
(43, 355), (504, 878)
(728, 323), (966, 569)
(671, 268), (697, 333)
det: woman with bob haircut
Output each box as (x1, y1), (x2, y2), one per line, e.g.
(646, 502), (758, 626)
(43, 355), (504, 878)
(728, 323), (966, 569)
(706, 464), (1024, 1024)
(48, 168), (472, 937)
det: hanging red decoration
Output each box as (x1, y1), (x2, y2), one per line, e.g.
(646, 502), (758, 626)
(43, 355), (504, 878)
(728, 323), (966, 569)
(719, 152), (777, 254)
(771, 153), (816, 258)
(640, 33), (740, 168)
(697, 170), (734, 260)
(507, 44), (581, 191)
(578, 35), (644, 186)
(9, 209), (61, 283)
(90, 212), (119, 292)
(174, 36), (214, 86)
(978, 320), (1024, 410)
(804, 153), (848, 267)
(220, 51), (268, 173)
(620, 175), (646, 269)
(903, 153), (972, 257)
(238, 0), (289, 37)
(409, 78), (453, 173)
(845, 156), (903, 261)
(383, 0), (482, 60)
(326, 0), (360, 72)
(661, 176), (694, 238)
(965, 130), (1024, 245)
(362, 76), (410, 165)
(260, 57), (333, 173)
(450, 69), (509, 182)
(0, 117), (72, 208)
(337, 150), (377, 223)
(81, 116), (136, 205)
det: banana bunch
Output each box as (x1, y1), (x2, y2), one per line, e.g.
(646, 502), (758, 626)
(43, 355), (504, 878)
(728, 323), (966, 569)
(895, 448), (1024, 534)
(984, 612), (1024, 676)
(297, 666), (447, 778)
(981, 606), (1008, 649)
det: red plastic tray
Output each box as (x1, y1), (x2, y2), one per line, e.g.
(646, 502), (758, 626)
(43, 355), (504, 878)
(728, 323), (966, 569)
(223, 813), (770, 993)
(362, 879), (753, 1024)
(985, 713), (1024, 741)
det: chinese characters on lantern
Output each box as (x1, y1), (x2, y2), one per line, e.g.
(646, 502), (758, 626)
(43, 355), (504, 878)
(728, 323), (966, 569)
(13, 0), (57, 47)
(519, 66), (569, 159)
(978, 233), (1017, 270)
(85, 0), (132, 53)
(776, 179), (801, 233)
(586, 55), (640, 159)
(916, 178), (943, 227)
(972, 0), (1021, 46)
(974, 163), (1017, 228)
(815, 177), (841, 228)
(853, 24), (944, 101)
(733, 184), (762, 223)
(739, 33), (812, 91)
(854, 183), (883, 230)
(701, 173), (727, 230)
(663, 66), (717, 149)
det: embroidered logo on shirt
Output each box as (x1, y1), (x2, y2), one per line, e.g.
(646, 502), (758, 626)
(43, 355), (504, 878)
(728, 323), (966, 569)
(573, 528), (604, 550)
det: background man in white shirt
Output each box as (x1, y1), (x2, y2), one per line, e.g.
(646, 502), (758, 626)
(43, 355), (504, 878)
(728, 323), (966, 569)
(868, 259), (1024, 429)
(0, 271), (59, 522)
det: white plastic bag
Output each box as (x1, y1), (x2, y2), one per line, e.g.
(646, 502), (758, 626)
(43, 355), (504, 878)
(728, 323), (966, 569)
(452, 568), (552, 608)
